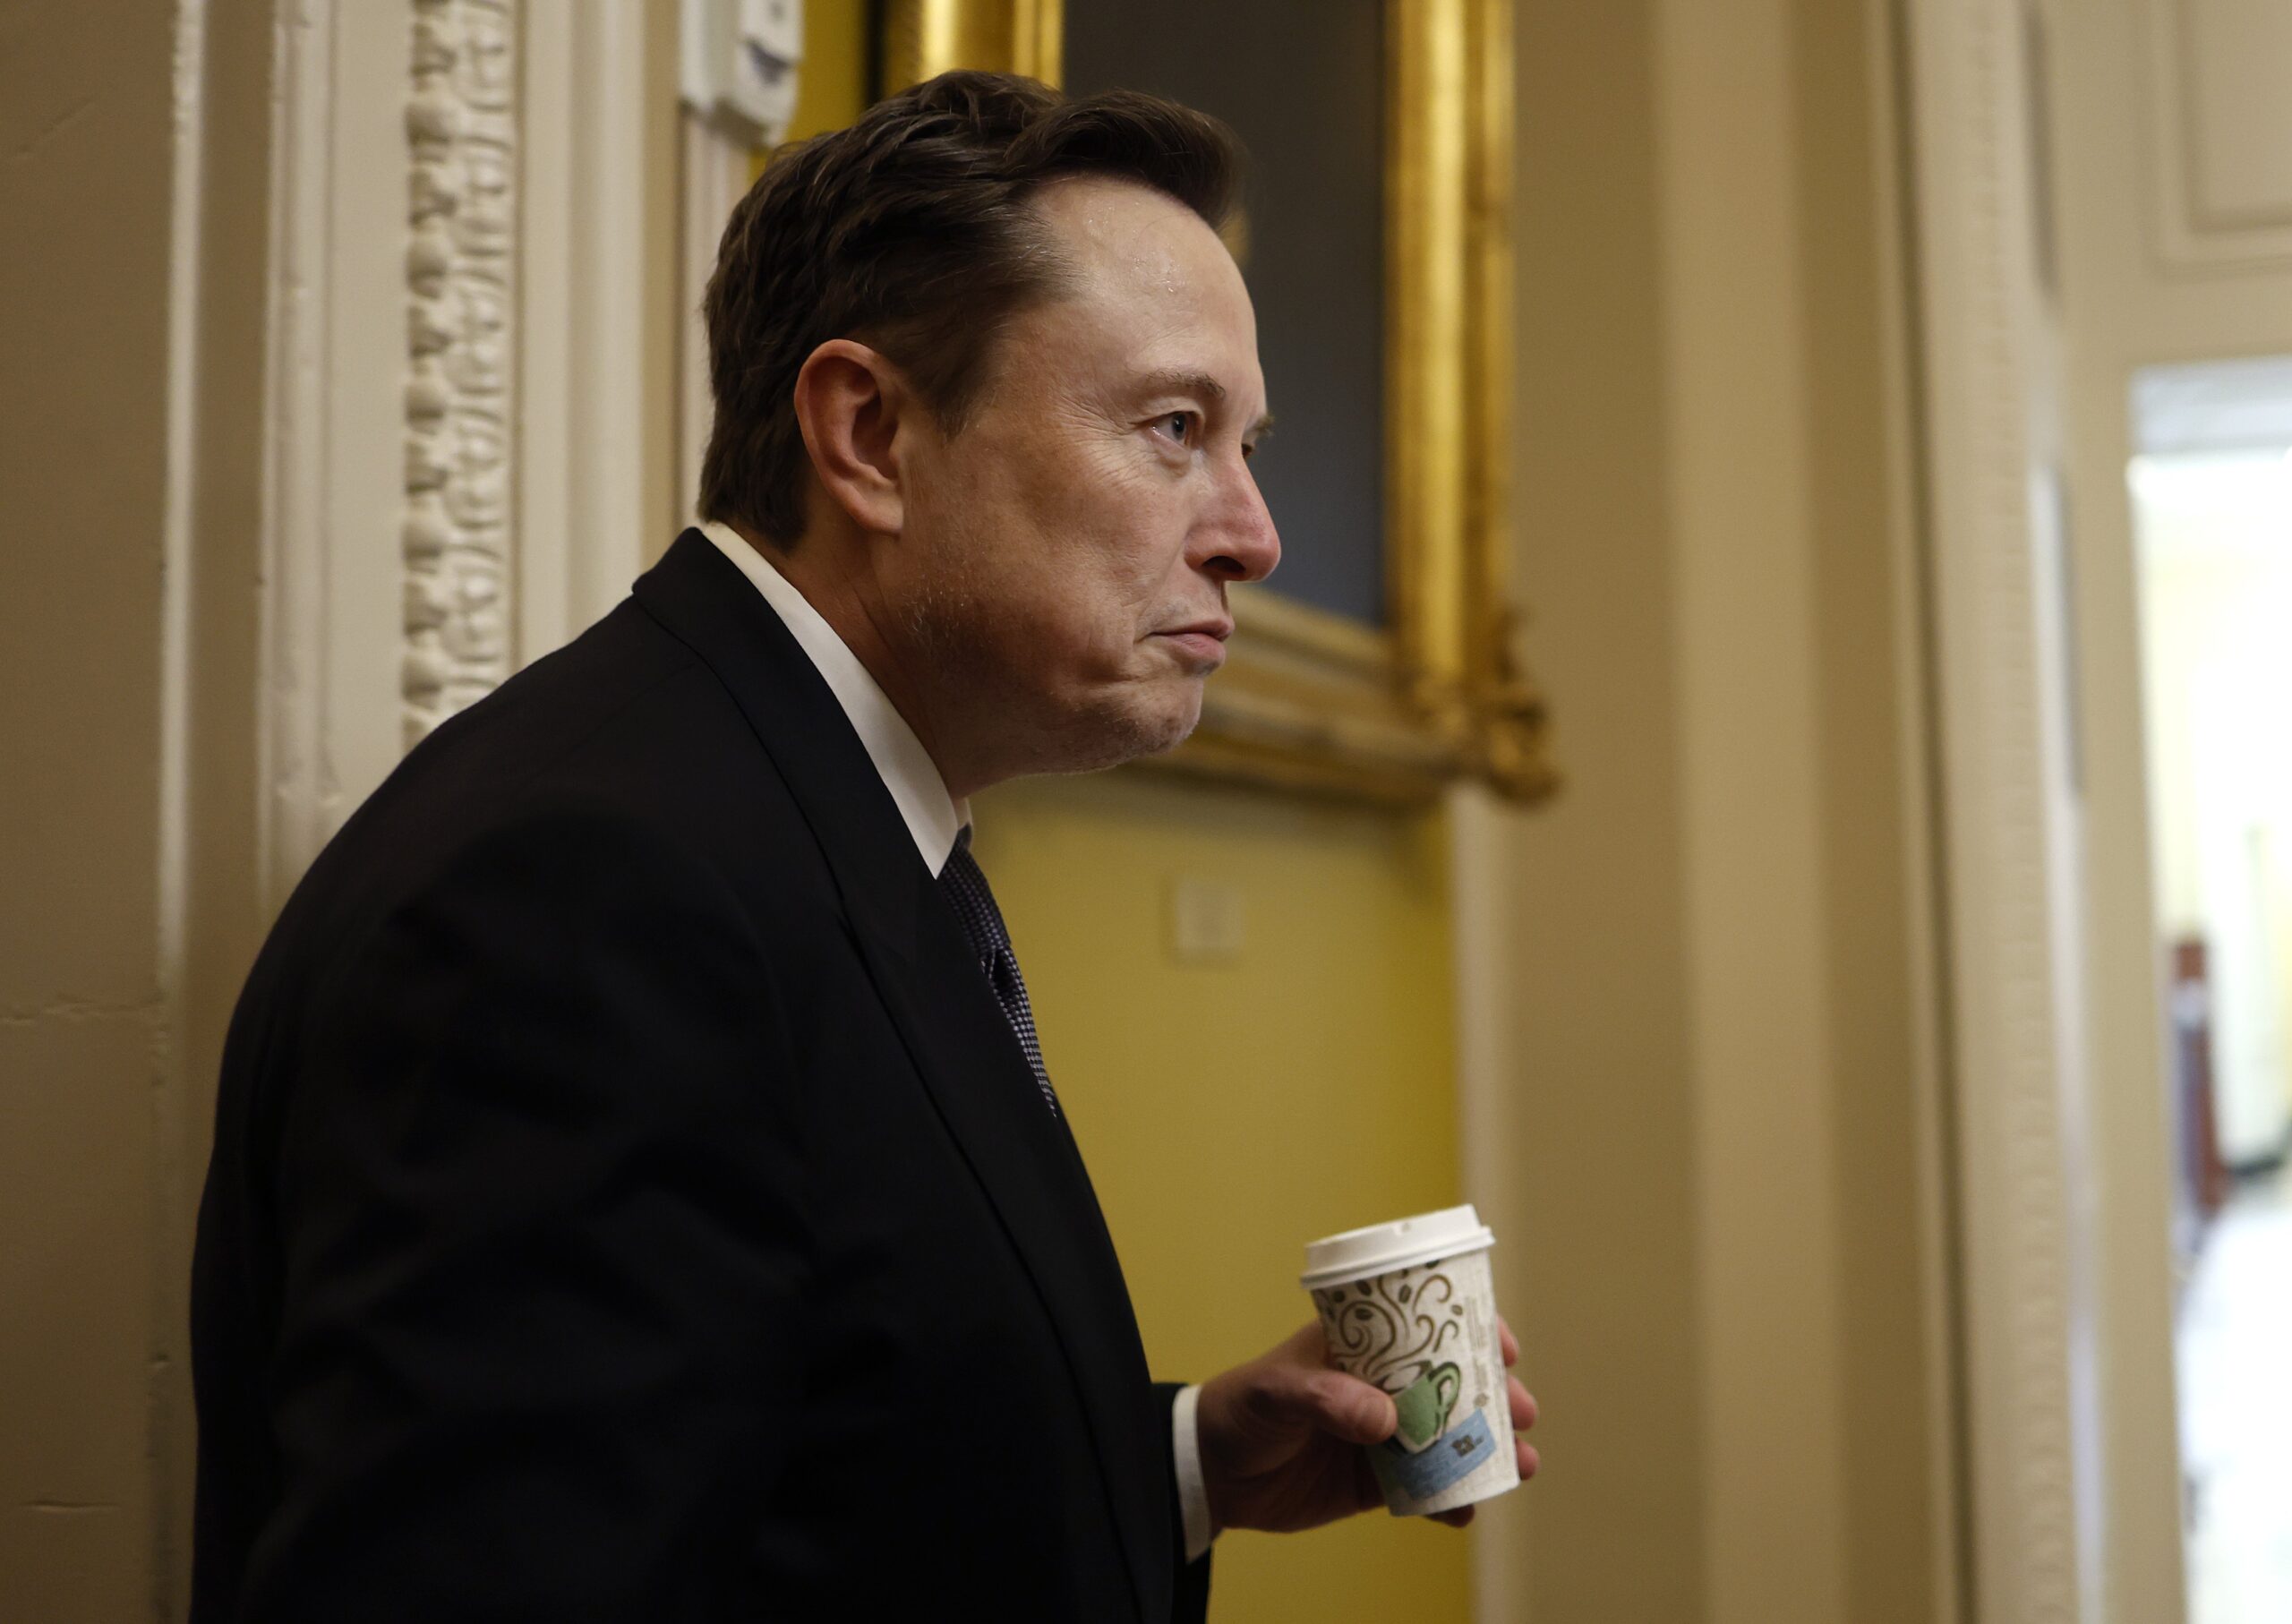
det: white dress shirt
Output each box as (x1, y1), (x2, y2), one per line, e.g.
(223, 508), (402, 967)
(698, 522), (1218, 1564)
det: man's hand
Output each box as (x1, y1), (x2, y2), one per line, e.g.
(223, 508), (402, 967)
(1194, 1317), (1540, 1535)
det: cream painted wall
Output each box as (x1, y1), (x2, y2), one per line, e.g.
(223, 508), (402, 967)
(4, 3), (295, 1615)
(1, 2), (180, 1617)
(1492, 1), (1957, 1621)
(1494, 4), (1706, 1614)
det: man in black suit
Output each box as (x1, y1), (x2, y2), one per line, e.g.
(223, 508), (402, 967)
(191, 72), (1536, 1621)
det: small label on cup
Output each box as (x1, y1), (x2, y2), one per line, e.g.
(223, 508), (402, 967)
(1371, 1406), (1498, 1502)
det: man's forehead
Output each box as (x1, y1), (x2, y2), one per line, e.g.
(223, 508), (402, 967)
(1031, 177), (1238, 312)
(1023, 176), (1264, 403)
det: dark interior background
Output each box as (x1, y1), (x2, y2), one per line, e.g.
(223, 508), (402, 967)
(1062, 1), (1388, 627)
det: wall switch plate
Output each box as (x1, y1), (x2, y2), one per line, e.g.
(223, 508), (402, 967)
(1168, 876), (1245, 964)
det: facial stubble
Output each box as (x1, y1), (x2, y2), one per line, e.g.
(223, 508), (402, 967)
(902, 534), (1202, 785)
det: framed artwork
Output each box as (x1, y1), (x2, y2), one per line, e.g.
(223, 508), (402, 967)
(880, 0), (1554, 804)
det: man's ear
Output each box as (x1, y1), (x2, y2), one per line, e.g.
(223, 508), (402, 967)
(791, 339), (911, 536)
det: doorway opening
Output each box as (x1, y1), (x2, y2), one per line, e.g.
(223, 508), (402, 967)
(2131, 355), (2292, 1624)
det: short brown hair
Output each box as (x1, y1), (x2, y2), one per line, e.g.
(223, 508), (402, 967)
(698, 71), (1243, 543)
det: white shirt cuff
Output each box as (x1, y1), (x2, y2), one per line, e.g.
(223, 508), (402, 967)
(1173, 1382), (1216, 1562)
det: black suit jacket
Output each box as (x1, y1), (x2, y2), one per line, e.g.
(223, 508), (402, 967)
(191, 532), (1214, 1621)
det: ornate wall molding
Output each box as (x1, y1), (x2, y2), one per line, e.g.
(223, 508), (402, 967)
(260, 0), (648, 901)
(404, 0), (519, 748)
(1906, 0), (2098, 1619)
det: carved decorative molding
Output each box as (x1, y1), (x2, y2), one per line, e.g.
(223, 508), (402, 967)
(1960, 4), (2088, 1604)
(404, 0), (520, 748)
(1910, 0), (2094, 1618)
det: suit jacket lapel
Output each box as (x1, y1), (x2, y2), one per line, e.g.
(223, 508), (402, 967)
(634, 533), (1167, 1623)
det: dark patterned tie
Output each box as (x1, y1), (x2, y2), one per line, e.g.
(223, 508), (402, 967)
(937, 829), (1061, 1116)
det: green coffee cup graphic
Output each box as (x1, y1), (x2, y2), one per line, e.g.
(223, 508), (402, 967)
(1392, 1363), (1465, 1453)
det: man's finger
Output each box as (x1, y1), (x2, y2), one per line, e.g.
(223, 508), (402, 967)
(1509, 1377), (1538, 1431)
(1433, 1505), (1476, 1528)
(1518, 1440), (1541, 1478)
(1499, 1317), (1519, 1367)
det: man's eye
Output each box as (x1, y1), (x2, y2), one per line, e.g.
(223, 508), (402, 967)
(1157, 411), (1195, 444)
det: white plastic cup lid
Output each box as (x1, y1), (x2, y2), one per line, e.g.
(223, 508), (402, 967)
(1299, 1203), (1496, 1292)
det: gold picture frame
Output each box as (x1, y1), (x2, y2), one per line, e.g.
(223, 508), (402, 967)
(884, 0), (1554, 805)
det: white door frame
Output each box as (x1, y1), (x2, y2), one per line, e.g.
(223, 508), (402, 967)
(1903, 0), (2100, 1619)
(1902, 0), (2189, 1619)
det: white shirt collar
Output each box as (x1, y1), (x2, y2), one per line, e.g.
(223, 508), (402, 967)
(698, 521), (968, 875)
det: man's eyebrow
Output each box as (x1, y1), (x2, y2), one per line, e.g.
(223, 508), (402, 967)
(1137, 368), (1273, 434)
(1138, 368), (1228, 403)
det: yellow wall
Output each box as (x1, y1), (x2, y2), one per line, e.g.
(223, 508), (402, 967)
(974, 771), (1469, 1624)
(784, 0), (870, 144)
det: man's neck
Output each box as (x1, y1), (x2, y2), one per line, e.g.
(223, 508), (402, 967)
(721, 518), (982, 799)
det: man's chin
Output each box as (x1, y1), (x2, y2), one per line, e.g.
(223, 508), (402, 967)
(1039, 688), (1202, 775)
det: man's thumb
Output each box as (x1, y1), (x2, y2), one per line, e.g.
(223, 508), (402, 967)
(1309, 1372), (1397, 1446)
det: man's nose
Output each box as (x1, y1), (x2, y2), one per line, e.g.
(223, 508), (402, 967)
(1195, 459), (1281, 584)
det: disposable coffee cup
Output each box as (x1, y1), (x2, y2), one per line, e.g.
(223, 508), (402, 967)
(1302, 1203), (1518, 1517)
